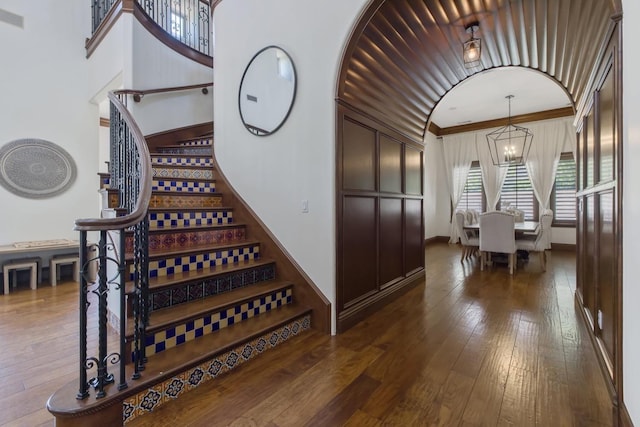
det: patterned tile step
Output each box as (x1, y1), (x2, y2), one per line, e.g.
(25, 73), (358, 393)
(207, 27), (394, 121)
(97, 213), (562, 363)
(144, 287), (293, 358)
(148, 209), (233, 229)
(130, 243), (261, 279)
(152, 179), (216, 193)
(177, 138), (212, 146)
(127, 225), (247, 254)
(152, 166), (213, 180)
(149, 193), (223, 209)
(122, 311), (310, 424)
(156, 146), (212, 156)
(147, 262), (277, 311)
(151, 156), (212, 167)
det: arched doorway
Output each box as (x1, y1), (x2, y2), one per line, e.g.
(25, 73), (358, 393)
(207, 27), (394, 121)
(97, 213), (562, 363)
(335, 0), (624, 422)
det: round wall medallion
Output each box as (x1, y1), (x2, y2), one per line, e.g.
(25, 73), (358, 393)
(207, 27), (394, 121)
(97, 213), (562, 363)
(0, 139), (77, 199)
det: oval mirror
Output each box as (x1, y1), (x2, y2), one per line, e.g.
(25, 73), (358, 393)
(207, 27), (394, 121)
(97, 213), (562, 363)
(238, 46), (297, 136)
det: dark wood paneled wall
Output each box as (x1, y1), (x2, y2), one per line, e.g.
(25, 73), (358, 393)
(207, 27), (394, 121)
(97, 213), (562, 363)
(574, 16), (624, 425)
(336, 104), (424, 332)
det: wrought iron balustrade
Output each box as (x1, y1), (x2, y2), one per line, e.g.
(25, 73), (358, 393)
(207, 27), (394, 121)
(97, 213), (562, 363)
(74, 91), (152, 400)
(91, 0), (119, 33)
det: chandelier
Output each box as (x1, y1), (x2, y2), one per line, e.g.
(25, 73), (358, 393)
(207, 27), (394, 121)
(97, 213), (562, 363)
(485, 95), (533, 167)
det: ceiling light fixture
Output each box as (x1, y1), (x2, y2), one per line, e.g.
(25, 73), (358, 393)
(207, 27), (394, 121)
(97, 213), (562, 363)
(485, 95), (533, 167)
(463, 21), (481, 68)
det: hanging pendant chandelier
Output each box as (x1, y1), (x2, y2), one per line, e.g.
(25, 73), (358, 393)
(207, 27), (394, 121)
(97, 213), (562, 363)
(485, 95), (533, 167)
(463, 22), (481, 68)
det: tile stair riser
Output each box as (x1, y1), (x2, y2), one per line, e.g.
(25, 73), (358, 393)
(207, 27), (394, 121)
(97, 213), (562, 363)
(152, 180), (216, 193)
(177, 139), (213, 146)
(122, 314), (310, 425)
(157, 147), (212, 155)
(151, 157), (212, 167)
(148, 210), (233, 229)
(152, 167), (213, 180)
(149, 194), (223, 209)
(148, 262), (276, 311)
(125, 226), (247, 254)
(128, 245), (261, 280)
(143, 288), (293, 358)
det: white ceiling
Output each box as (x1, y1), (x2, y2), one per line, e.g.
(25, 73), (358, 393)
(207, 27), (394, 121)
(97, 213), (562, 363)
(429, 67), (574, 129)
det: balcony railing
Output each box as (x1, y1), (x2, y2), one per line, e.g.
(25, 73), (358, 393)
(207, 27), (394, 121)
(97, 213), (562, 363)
(91, 0), (211, 57)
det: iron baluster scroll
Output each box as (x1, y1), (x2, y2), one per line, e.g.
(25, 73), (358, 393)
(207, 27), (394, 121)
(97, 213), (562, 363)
(74, 91), (152, 400)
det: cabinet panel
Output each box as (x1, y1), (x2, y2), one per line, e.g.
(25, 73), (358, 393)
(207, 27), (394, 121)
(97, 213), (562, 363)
(380, 135), (402, 193)
(343, 118), (376, 191)
(405, 146), (422, 196)
(379, 197), (403, 287)
(405, 198), (424, 273)
(599, 68), (615, 183)
(341, 196), (377, 307)
(598, 190), (616, 360)
(585, 110), (596, 188)
(583, 194), (596, 320)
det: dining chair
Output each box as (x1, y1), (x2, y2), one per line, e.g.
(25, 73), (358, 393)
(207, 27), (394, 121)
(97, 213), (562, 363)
(455, 210), (479, 262)
(516, 209), (553, 271)
(479, 211), (517, 274)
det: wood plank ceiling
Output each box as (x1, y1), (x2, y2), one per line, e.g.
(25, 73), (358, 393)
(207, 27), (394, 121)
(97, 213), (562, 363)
(338, 0), (617, 143)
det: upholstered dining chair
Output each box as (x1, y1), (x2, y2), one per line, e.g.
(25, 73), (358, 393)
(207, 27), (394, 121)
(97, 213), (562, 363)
(455, 210), (479, 262)
(479, 211), (517, 274)
(516, 209), (554, 271)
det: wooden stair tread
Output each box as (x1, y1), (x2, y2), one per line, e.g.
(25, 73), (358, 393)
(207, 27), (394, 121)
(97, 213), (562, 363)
(125, 239), (260, 261)
(152, 190), (220, 197)
(148, 206), (233, 213)
(47, 303), (309, 417)
(127, 258), (276, 292)
(151, 153), (211, 158)
(126, 279), (294, 337)
(146, 223), (247, 234)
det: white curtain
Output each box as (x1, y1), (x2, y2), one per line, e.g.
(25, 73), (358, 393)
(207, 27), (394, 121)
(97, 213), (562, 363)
(476, 134), (508, 211)
(525, 118), (573, 210)
(442, 133), (476, 243)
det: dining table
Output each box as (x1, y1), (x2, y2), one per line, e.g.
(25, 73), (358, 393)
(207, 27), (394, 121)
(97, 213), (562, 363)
(464, 220), (539, 234)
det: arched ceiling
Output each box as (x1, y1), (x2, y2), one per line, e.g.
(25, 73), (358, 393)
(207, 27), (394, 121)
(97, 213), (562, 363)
(338, 0), (618, 142)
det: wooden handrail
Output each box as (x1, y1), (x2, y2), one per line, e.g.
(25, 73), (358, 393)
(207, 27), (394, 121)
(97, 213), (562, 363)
(115, 82), (213, 102)
(74, 92), (152, 231)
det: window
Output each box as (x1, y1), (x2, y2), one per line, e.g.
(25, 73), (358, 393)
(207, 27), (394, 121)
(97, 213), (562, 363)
(551, 153), (577, 226)
(456, 161), (484, 212)
(499, 163), (537, 220)
(456, 153), (577, 225)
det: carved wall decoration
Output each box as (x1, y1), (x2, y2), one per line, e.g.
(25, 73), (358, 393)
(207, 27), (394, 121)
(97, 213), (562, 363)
(0, 139), (77, 199)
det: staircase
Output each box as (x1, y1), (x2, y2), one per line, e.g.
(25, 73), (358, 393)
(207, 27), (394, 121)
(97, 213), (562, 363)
(47, 133), (327, 426)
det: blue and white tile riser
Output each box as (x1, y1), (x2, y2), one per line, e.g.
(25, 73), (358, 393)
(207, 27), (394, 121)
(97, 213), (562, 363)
(148, 210), (233, 229)
(158, 146), (212, 156)
(152, 156), (213, 167)
(122, 314), (311, 425)
(152, 179), (216, 193)
(178, 138), (212, 146)
(145, 288), (293, 358)
(131, 245), (260, 279)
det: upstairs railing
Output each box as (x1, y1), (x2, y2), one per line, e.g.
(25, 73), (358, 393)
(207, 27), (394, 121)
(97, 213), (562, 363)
(74, 91), (153, 399)
(91, 0), (212, 57)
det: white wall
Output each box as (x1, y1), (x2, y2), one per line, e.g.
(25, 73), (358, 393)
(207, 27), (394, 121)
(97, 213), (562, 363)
(0, 0), (98, 244)
(623, 0), (640, 423)
(129, 19), (213, 135)
(213, 0), (368, 334)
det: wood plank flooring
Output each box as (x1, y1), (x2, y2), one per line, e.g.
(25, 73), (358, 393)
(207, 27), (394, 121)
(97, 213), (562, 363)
(0, 243), (613, 426)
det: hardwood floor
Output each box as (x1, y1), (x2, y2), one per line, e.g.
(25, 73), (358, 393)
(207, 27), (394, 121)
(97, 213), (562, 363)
(0, 243), (613, 426)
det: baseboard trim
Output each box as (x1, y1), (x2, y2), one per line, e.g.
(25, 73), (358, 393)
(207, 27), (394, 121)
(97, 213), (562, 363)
(551, 243), (576, 251)
(619, 401), (634, 427)
(425, 236), (449, 246)
(337, 271), (424, 333)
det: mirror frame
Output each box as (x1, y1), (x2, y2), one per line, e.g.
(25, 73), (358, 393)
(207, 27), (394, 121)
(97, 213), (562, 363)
(238, 46), (297, 136)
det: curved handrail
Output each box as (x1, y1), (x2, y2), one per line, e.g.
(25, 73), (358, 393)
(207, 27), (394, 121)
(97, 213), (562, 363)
(74, 91), (152, 231)
(115, 82), (213, 102)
